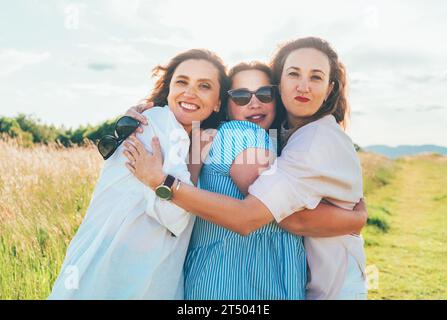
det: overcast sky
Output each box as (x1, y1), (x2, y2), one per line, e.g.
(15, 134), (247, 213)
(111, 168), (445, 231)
(1, 0), (446, 147)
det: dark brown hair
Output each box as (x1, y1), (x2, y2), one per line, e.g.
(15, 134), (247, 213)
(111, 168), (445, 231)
(271, 37), (350, 142)
(228, 61), (272, 81)
(227, 61), (284, 132)
(147, 49), (230, 129)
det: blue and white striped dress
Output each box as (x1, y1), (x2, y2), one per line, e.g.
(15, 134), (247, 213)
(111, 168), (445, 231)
(183, 120), (307, 300)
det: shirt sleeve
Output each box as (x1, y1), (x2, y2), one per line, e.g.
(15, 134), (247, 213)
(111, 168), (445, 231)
(248, 149), (323, 223)
(208, 120), (275, 175)
(145, 186), (192, 237)
(141, 108), (193, 237)
(248, 121), (363, 223)
(144, 167), (193, 237)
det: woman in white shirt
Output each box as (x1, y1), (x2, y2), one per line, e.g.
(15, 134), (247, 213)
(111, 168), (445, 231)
(125, 37), (367, 299)
(48, 49), (229, 299)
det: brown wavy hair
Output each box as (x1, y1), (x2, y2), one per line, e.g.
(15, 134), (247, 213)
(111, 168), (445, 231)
(147, 49), (230, 129)
(271, 37), (350, 143)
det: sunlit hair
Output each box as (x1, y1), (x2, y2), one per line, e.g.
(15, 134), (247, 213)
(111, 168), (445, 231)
(147, 49), (230, 129)
(228, 61), (272, 81)
(227, 61), (284, 132)
(271, 37), (350, 143)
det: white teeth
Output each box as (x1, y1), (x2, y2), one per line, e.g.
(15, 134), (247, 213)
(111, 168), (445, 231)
(180, 102), (199, 110)
(249, 115), (264, 120)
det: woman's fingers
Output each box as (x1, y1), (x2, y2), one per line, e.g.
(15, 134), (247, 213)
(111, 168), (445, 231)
(123, 150), (135, 162)
(123, 102), (154, 133)
(123, 141), (140, 157)
(354, 198), (367, 212)
(128, 136), (150, 158)
(136, 125), (144, 134)
(129, 135), (144, 152)
(125, 109), (148, 125)
(138, 101), (154, 113)
(125, 162), (135, 173)
(353, 198), (368, 230)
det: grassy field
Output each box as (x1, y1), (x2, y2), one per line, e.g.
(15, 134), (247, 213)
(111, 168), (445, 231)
(360, 153), (447, 299)
(0, 139), (446, 299)
(0, 139), (102, 299)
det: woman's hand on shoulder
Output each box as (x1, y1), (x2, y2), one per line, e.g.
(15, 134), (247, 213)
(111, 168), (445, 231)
(352, 198), (368, 234)
(124, 101), (154, 134)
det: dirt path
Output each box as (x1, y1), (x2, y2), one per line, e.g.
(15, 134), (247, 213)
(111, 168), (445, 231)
(365, 156), (447, 299)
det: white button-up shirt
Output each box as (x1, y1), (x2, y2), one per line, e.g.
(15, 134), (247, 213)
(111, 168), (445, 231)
(49, 106), (194, 300)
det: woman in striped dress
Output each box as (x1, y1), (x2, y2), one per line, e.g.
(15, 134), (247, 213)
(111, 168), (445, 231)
(124, 60), (367, 299)
(183, 63), (307, 299)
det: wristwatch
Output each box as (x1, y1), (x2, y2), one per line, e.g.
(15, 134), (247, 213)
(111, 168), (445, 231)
(155, 174), (176, 200)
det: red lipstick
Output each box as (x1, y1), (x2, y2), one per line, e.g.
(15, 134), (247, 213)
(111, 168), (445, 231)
(295, 96), (310, 103)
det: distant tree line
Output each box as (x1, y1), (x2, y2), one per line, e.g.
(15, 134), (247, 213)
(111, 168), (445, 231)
(1, 113), (365, 151)
(0, 114), (119, 148)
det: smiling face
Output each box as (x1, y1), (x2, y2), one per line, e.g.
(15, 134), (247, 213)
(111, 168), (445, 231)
(227, 69), (276, 130)
(167, 59), (221, 134)
(280, 48), (334, 128)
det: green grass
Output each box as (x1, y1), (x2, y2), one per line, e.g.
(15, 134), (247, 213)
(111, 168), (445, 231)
(362, 156), (447, 299)
(1, 139), (446, 299)
(0, 140), (101, 299)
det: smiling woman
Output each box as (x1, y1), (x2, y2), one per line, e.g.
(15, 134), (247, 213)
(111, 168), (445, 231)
(47, 49), (230, 300)
(147, 49), (229, 132)
(167, 60), (222, 134)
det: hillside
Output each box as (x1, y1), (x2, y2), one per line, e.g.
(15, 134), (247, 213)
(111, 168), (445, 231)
(360, 153), (447, 299)
(364, 144), (447, 159)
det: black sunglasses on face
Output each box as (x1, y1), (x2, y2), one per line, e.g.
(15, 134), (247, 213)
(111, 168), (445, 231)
(97, 116), (140, 160)
(227, 85), (277, 106)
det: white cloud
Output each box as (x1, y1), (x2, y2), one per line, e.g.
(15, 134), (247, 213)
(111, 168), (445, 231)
(109, 35), (184, 48)
(68, 82), (147, 97)
(76, 43), (147, 64)
(0, 49), (51, 77)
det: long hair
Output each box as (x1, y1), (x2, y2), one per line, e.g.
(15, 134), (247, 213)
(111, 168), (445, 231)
(271, 37), (350, 144)
(147, 49), (230, 129)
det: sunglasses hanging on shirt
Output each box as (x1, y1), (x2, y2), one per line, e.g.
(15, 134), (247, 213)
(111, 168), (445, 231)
(97, 116), (140, 160)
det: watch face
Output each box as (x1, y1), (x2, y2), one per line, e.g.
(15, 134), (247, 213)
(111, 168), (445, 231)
(156, 186), (172, 200)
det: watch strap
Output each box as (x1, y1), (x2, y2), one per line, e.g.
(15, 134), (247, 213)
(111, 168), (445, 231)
(163, 174), (175, 188)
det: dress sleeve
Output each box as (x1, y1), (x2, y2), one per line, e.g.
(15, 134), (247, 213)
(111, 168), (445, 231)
(207, 120), (275, 175)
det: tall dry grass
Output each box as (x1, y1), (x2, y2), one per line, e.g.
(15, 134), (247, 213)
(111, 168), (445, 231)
(0, 138), (103, 299)
(0, 138), (400, 299)
(357, 151), (397, 234)
(358, 151), (395, 196)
